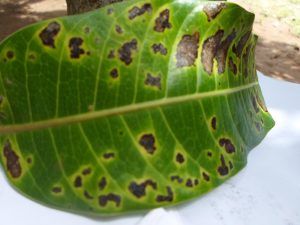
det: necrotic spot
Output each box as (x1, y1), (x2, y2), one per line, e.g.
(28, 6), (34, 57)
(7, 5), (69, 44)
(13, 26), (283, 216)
(219, 138), (235, 154)
(145, 73), (161, 89)
(203, 3), (227, 22)
(211, 117), (217, 130)
(39, 21), (61, 48)
(128, 179), (157, 198)
(98, 193), (121, 207)
(228, 57), (237, 75)
(74, 176), (82, 188)
(69, 37), (85, 59)
(84, 190), (94, 200)
(82, 168), (92, 176)
(110, 68), (119, 79)
(233, 31), (251, 57)
(156, 186), (173, 203)
(52, 186), (62, 194)
(128, 3), (152, 20)
(194, 179), (199, 186)
(186, 178), (193, 188)
(176, 153), (185, 164)
(3, 140), (22, 178)
(108, 50), (115, 59)
(118, 39), (138, 65)
(98, 177), (107, 190)
(6, 51), (14, 59)
(216, 31), (236, 74)
(139, 134), (156, 154)
(218, 154), (229, 176)
(170, 175), (183, 184)
(201, 30), (224, 74)
(154, 9), (172, 32)
(115, 25), (123, 34)
(176, 32), (200, 68)
(103, 152), (115, 160)
(202, 172), (210, 181)
(152, 43), (167, 55)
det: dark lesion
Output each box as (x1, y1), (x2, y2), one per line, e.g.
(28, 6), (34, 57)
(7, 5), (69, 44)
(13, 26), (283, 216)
(128, 3), (152, 20)
(110, 68), (119, 79)
(233, 31), (251, 58)
(156, 186), (174, 203)
(202, 172), (210, 181)
(152, 43), (168, 55)
(175, 153), (185, 164)
(170, 175), (183, 184)
(115, 25), (123, 34)
(228, 57), (237, 75)
(74, 175), (82, 188)
(139, 133), (157, 155)
(154, 9), (172, 32)
(176, 32), (200, 68)
(118, 39), (138, 65)
(98, 176), (107, 190)
(217, 154), (229, 176)
(98, 193), (121, 207)
(144, 73), (161, 89)
(3, 140), (22, 178)
(201, 30), (224, 75)
(203, 3), (227, 22)
(128, 179), (157, 198)
(52, 186), (63, 194)
(69, 37), (85, 59)
(103, 152), (115, 160)
(39, 21), (61, 48)
(6, 51), (14, 60)
(211, 117), (217, 130)
(219, 138), (236, 154)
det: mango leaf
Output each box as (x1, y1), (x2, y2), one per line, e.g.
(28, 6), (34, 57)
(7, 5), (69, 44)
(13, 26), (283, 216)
(0, 0), (274, 216)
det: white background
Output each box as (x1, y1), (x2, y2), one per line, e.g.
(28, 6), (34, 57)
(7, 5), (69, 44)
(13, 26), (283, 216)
(1, 72), (300, 225)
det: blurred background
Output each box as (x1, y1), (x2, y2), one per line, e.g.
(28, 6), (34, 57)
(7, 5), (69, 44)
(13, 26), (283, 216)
(0, 0), (299, 83)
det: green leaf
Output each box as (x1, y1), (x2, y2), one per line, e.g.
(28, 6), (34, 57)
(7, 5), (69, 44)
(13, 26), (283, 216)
(0, 0), (274, 216)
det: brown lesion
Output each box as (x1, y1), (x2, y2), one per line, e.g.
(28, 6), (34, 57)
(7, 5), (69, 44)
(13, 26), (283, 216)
(219, 138), (236, 154)
(3, 140), (22, 178)
(74, 175), (82, 188)
(216, 31), (236, 74)
(203, 3), (227, 22)
(217, 154), (229, 176)
(110, 68), (119, 79)
(211, 117), (217, 130)
(118, 39), (138, 65)
(6, 51), (14, 60)
(139, 134), (157, 155)
(84, 190), (94, 200)
(52, 186), (63, 194)
(128, 3), (152, 20)
(144, 73), (161, 89)
(108, 50), (115, 59)
(98, 177), (107, 190)
(185, 178), (193, 188)
(175, 153), (185, 164)
(156, 186), (173, 203)
(176, 32), (200, 68)
(152, 43), (168, 55)
(170, 175), (183, 184)
(115, 25), (123, 34)
(69, 37), (85, 59)
(103, 152), (115, 160)
(201, 30), (224, 75)
(233, 31), (251, 57)
(98, 193), (121, 207)
(202, 172), (210, 181)
(39, 21), (61, 48)
(228, 57), (237, 75)
(128, 179), (157, 198)
(154, 9), (172, 32)
(82, 168), (92, 176)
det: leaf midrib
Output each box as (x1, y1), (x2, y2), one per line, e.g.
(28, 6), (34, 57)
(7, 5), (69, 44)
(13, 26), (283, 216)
(0, 82), (258, 134)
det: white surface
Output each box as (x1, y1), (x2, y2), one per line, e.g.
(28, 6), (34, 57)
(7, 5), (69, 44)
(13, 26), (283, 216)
(1, 72), (300, 225)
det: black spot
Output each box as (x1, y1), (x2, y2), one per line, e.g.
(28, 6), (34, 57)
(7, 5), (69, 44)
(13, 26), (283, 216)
(98, 193), (121, 207)
(156, 186), (173, 203)
(69, 37), (85, 59)
(128, 179), (157, 198)
(203, 3), (227, 22)
(84, 190), (94, 200)
(194, 179), (199, 186)
(219, 138), (235, 154)
(211, 117), (217, 130)
(128, 3), (152, 20)
(110, 68), (119, 79)
(152, 43), (167, 55)
(108, 50), (115, 59)
(139, 134), (156, 155)
(39, 21), (61, 48)
(229, 161), (234, 170)
(145, 73), (161, 89)
(115, 25), (123, 34)
(176, 153), (185, 164)
(52, 186), (62, 194)
(3, 140), (22, 178)
(202, 172), (210, 181)
(207, 151), (213, 157)
(218, 154), (229, 176)
(170, 175), (183, 183)
(186, 178), (193, 188)
(27, 157), (32, 164)
(201, 30), (224, 75)
(74, 176), (82, 188)
(154, 9), (172, 32)
(233, 31), (251, 57)
(82, 168), (92, 176)
(103, 152), (115, 160)
(98, 177), (107, 190)
(6, 51), (14, 59)
(242, 45), (251, 77)
(228, 57), (237, 75)
(252, 95), (259, 113)
(176, 32), (200, 68)
(118, 39), (138, 65)
(216, 31), (236, 74)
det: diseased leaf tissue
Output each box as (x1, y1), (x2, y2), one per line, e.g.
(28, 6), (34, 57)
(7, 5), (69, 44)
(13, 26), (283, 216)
(0, 0), (274, 216)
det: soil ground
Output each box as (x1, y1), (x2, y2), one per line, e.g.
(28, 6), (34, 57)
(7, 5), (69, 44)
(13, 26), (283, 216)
(0, 0), (299, 83)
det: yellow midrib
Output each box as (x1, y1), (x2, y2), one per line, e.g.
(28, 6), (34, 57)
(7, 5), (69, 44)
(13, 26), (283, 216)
(0, 82), (257, 134)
